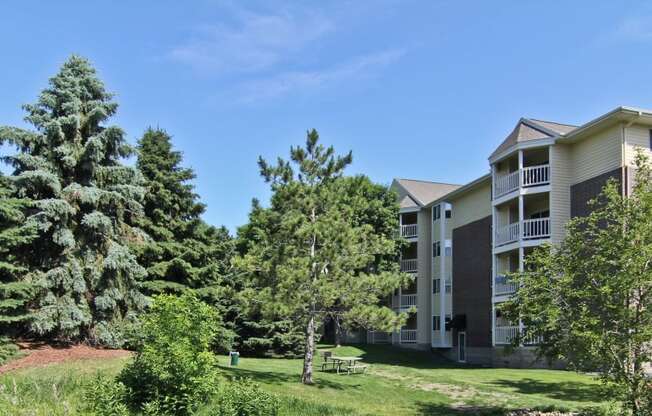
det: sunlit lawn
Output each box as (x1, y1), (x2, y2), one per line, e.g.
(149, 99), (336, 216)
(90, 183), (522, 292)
(0, 344), (612, 415)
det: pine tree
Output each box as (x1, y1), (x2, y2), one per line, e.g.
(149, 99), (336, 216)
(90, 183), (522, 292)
(0, 172), (38, 330)
(239, 130), (408, 384)
(135, 127), (233, 294)
(0, 55), (148, 346)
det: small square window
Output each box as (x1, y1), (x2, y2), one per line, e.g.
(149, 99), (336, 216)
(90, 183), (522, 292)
(445, 209), (452, 219)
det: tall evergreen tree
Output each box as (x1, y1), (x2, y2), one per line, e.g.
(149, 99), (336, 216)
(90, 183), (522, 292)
(135, 127), (233, 294)
(0, 56), (148, 346)
(239, 130), (408, 384)
(0, 172), (38, 330)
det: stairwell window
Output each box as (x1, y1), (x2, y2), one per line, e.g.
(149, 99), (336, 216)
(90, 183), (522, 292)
(444, 239), (452, 256)
(433, 315), (440, 331)
(433, 241), (441, 257)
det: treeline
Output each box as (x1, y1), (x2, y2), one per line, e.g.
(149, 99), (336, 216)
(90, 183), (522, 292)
(0, 56), (408, 370)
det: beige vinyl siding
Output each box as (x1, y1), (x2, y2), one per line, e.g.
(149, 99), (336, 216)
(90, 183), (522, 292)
(624, 124), (652, 166)
(549, 144), (572, 244)
(416, 208), (432, 345)
(450, 181), (492, 229)
(569, 125), (622, 185)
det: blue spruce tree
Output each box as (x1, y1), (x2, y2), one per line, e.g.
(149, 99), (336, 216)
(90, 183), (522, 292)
(0, 56), (148, 346)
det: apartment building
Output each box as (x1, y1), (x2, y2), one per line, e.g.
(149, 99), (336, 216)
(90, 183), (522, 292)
(367, 106), (652, 366)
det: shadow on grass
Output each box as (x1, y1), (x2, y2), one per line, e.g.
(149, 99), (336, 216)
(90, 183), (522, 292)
(219, 365), (355, 390)
(489, 378), (606, 403)
(414, 403), (524, 416)
(318, 344), (464, 370)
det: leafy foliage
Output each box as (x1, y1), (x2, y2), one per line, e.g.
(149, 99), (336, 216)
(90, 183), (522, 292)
(118, 293), (222, 415)
(238, 130), (408, 384)
(208, 378), (280, 416)
(83, 373), (130, 416)
(0, 55), (148, 346)
(503, 151), (652, 415)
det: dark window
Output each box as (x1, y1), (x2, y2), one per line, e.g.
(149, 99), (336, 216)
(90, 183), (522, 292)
(433, 205), (440, 221)
(433, 315), (440, 331)
(445, 209), (452, 219)
(433, 241), (441, 257)
(433, 278), (440, 294)
(649, 129), (652, 149)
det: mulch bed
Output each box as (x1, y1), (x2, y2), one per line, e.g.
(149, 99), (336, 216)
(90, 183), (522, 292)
(0, 341), (132, 374)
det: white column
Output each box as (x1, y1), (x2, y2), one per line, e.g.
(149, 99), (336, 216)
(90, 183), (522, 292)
(439, 203), (446, 346)
(491, 164), (497, 347)
(517, 150), (525, 343)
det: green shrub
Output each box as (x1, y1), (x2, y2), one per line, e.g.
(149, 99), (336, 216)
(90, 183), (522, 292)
(207, 378), (279, 416)
(83, 373), (130, 416)
(0, 337), (20, 365)
(118, 293), (222, 415)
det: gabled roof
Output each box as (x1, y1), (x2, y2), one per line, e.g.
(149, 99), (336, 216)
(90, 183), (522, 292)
(392, 178), (461, 207)
(489, 118), (577, 160)
(399, 194), (419, 209)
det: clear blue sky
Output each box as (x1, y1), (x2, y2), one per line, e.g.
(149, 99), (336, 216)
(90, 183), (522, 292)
(2, 1), (652, 232)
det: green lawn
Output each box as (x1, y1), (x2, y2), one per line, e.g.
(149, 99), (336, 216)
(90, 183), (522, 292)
(0, 344), (612, 415)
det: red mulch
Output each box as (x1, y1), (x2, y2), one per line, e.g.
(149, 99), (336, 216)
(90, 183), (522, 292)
(0, 341), (132, 374)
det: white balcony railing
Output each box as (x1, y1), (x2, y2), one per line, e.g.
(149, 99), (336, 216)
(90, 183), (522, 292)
(400, 294), (417, 309)
(522, 217), (550, 239)
(495, 222), (519, 246)
(400, 258), (418, 273)
(522, 164), (550, 188)
(495, 326), (519, 345)
(495, 218), (550, 246)
(494, 275), (518, 296)
(400, 329), (417, 343)
(494, 164), (550, 199)
(400, 224), (418, 238)
(494, 170), (519, 198)
(369, 331), (391, 344)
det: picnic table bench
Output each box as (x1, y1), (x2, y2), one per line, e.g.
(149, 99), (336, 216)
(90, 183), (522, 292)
(320, 352), (368, 375)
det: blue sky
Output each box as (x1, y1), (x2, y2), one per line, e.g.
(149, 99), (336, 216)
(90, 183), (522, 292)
(2, 1), (652, 232)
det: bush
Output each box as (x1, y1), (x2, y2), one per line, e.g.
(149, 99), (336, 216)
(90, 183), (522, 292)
(118, 294), (222, 415)
(83, 373), (130, 416)
(207, 378), (279, 416)
(0, 337), (19, 365)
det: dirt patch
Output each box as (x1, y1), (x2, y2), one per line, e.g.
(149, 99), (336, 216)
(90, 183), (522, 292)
(0, 342), (132, 374)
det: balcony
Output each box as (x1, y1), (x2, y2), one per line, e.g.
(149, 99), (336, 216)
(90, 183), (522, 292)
(494, 275), (518, 296)
(400, 329), (417, 343)
(493, 164), (550, 199)
(522, 218), (550, 240)
(400, 258), (418, 273)
(495, 218), (550, 247)
(494, 326), (519, 345)
(400, 223), (418, 238)
(495, 326), (542, 345)
(400, 293), (417, 309)
(495, 222), (519, 246)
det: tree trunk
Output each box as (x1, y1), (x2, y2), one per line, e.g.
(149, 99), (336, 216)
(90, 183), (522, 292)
(301, 314), (315, 384)
(334, 317), (343, 347)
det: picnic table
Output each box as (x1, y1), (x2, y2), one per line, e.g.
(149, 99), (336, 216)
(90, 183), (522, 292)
(329, 356), (368, 375)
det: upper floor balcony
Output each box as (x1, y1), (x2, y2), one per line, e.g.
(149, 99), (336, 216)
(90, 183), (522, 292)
(493, 163), (550, 199)
(400, 258), (418, 273)
(400, 223), (418, 238)
(495, 217), (550, 246)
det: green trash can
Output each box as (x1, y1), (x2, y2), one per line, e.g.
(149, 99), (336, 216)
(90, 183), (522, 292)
(229, 351), (239, 366)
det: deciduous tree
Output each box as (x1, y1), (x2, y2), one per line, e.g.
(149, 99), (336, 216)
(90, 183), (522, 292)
(504, 152), (652, 414)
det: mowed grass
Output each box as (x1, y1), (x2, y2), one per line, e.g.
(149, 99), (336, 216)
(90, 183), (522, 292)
(0, 344), (612, 415)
